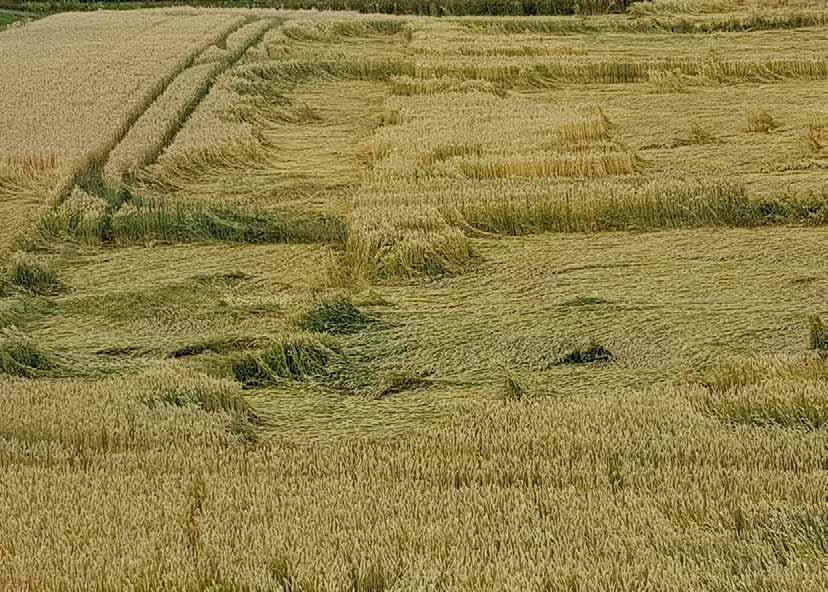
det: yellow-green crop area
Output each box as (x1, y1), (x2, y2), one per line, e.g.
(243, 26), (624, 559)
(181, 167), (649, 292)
(1, 2), (828, 589)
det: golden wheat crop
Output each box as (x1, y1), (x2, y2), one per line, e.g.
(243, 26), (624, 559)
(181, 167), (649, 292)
(2, 339), (828, 590)
(3, 6), (828, 590)
(102, 19), (278, 188)
(0, 9), (259, 253)
(0, 10), (247, 183)
(629, 0), (828, 15)
(102, 63), (225, 186)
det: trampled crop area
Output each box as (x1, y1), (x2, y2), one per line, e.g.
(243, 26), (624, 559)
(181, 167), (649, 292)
(1, 2), (827, 590)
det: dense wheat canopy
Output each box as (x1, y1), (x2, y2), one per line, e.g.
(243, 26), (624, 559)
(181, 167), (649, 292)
(0, 10), (245, 171)
(0, 9), (264, 251)
(1, 1), (827, 589)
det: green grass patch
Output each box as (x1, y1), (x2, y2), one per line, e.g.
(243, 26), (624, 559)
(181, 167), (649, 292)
(809, 315), (827, 352)
(0, 13), (20, 28)
(556, 340), (614, 365)
(372, 368), (432, 398)
(0, 330), (54, 378)
(6, 258), (63, 296)
(231, 334), (337, 388)
(296, 295), (376, 335)
(35, 195), (346, 247)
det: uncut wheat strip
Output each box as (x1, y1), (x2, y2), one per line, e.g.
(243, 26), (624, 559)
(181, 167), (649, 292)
(455, 152), (642, 180)
(629, 0), (828, 15)
(102, 20), (278, 186)
(145, 19), (278, 166)
(50, 13), (251, 203)
(0, 11), (248, 173)
(0, 11), (168, 155)
(0, 13), (169, 202)
(409, 56), (828, 86)
(353, 177), (757, 235)
(135, 20), (281, 187)
(455, 9), (828, 34)
(0, 12), (246, 251)
(226, 17), (278, 55)
(102, 63), (226, 186)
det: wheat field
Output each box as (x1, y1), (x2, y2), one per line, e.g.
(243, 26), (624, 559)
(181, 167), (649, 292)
(1, 2), (827, 590)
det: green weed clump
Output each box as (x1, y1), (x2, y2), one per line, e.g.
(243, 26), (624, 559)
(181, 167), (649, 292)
(746, 109), (778, 133)
(373, 368), (432, 398)
(297, 295), (376, 335)
(232, 334), (336, 388)
(557, 340), (614, 365)
(810, 315), (827, 351)
(0, 330), (54, 378)
(5, 258), (63, 296)
(36, 195), (346, 246)
(503, 370), (527, 402)
(0, 13), (23, 29)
